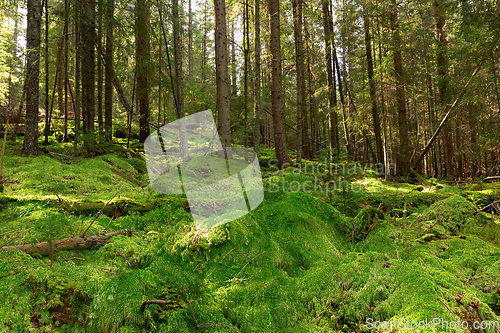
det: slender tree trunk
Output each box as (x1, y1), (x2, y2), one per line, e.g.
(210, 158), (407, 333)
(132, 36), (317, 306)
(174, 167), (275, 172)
(305, 17), (316, 158)
(335, 50), (350, 156)
(8, 1), (19, 112)
(63, 0), (69, 141)
(322, 0), (338, 156)
(434, 0), (454, 179)
(172, 0), (189, 157)
(244, 0), (250, 147)
(214, 0), (232, 158)
(269, 0), (289, 168)
(44, 0), (49, 145)
(231, 18), (237, 97)
(390, 0), (409, 175)
(158, 37), (162, 125)
(23, 0), (42, 154)
(293, 0), (304, 166)
(97, 0), (103, 138)
(81, 0), (95, 135)
(136, 0), (150, 143)
(253, 0), (261, 156)
(201, 0), (207, 83)
(363, 11), (382, 165)
(188, 0), (193, 82)
(74, 0), (81, 152)
(104, 0), (114, 142)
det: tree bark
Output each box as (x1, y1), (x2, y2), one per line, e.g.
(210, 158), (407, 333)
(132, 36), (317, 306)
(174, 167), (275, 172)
(268, 0), (289, 168)
(81, 0), (95, 136)
(104, 0), (114, 142)
(214, 0), (232, 158)
(97, 0), (103, 138)
(244, 0), (250, 148)
(63, 0), (69, 141)
(23, 0), (42, 154)
(188, 0), (193, 82)
(363, 11), (382, 165)
(44, 0), (49, 145)
(253, 0), (262, 157)
(322, 0), (339, 156)
(74, 0), (81, 152)
(434, 0), (454, 179)
(391, 0), (409, 175)
(293, 0), (304, 166)
(136, 0), (151, 143)
(172, 0), (189, 158)
(231, 18), (237, 97)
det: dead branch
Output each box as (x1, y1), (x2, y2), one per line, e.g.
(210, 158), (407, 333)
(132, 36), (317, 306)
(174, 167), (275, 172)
(140, 299), (169, 312)
(472, 200), (500, 215)
(0, 230), (129, 256)
(82, 184), (124, 237)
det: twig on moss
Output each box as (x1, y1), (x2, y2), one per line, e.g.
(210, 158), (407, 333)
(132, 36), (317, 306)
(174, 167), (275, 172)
(82, 184), (124, 236)
(472, 200), (500, 215)
(64, 257), (85, 261)
(234, 252), (265, 279)
(436, 296), (454, 315)
(0, 229), (20, 237)
(0, 271), (19, 278)
(222, 247), (235, 260)
(0, 227), (35, 249)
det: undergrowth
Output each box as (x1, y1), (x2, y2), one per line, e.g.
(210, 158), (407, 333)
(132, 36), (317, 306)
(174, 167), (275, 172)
(0, 140), (499, 332)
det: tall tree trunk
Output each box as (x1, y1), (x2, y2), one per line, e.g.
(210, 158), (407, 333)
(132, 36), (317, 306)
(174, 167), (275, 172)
(81, 0), (95, 135)
(63, 0), (69, 141)
(172, 0), (189, 157)
(201, 0), (207, 83)
(23, 0), (42, 154)
(188, 0), (193, 82)
(322, 0), (339, 156)
(136, 0), (150, 143)
(97, 0), (103, 138)
(74, 0), (81, 152)
(44, 0), (49, 145)
(434, 0), (454, 179)
(104, 0), (113, 142)
(244, 0), (250, 147)
(231, 18), (237, 97)
(8, 0), (20, 111)
(335, 50), (350, 156)
(269, 0), (289, 168)
(214, 0), (232, 158)
(363, 11), (382, 165)
(305, 16), (316, 158)
(158, 37), (162, 125)
(253, 0), (261, 156)
(390, 0), (409, 175)
(293, 0), (304, 166)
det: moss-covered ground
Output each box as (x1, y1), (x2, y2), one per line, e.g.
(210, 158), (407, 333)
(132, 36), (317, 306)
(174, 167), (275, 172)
(0, 139), (499, 332)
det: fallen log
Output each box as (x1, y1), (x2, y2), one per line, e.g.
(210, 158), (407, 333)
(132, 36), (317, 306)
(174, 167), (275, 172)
(0, 230), (131, 256)
(483, 176), (500, 183)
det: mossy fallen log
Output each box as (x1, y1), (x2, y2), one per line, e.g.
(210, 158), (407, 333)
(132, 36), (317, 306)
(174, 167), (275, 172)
(0, 230), (130, 256)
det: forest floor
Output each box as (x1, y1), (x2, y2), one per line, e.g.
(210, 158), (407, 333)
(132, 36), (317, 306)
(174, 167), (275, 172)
(0, 137), (499, 332)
